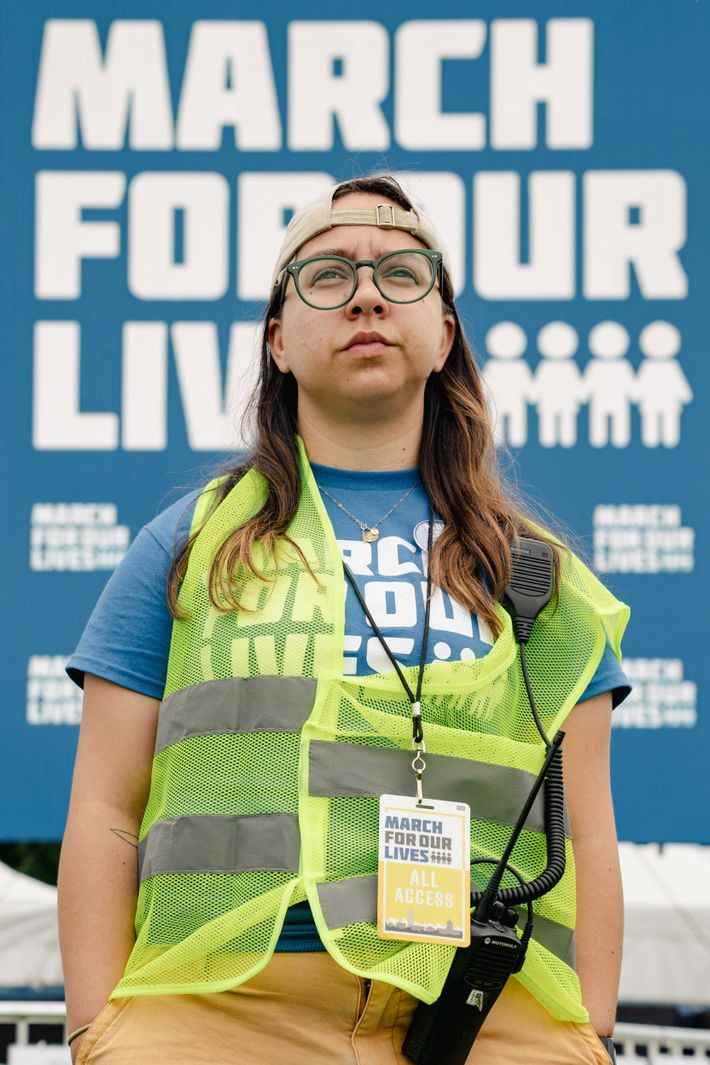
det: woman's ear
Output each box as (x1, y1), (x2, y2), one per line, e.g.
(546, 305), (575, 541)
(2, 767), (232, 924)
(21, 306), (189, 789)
(434, 310), (456, 372)
(267, 317), (290, 373)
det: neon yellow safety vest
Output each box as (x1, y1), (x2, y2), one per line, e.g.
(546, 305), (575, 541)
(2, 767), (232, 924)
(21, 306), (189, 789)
(111, 434), (629, 1023)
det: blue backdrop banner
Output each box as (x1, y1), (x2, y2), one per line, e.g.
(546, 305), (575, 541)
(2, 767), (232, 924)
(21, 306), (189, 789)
(2, 2), (707, 841)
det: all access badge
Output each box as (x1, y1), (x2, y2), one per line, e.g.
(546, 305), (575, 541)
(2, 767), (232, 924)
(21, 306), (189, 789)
(377, 794), (471, 947)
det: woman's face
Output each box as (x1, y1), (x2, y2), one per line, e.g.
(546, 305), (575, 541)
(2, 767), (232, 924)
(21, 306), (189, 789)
(267, 192), (456, 418)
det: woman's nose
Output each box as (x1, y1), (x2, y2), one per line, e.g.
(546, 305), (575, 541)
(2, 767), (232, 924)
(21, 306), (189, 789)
(346, 266), (386, 314)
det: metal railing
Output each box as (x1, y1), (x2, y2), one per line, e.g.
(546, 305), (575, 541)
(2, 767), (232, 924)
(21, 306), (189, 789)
(614, 1022), (710, 1061)
(0, 1003), (66, 1046)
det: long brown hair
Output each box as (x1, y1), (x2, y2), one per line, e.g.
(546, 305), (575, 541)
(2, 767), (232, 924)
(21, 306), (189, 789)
(166, 173), (567, 633)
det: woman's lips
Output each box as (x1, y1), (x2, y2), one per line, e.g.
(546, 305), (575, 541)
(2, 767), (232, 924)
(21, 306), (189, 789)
(344, 341), (393, 354)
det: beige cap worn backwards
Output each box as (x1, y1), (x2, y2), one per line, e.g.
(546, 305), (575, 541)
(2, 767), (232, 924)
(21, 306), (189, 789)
(269, 183), (453, 293)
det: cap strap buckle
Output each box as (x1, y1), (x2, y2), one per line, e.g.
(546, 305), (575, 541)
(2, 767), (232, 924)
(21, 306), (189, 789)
(375, 203), (396, 227)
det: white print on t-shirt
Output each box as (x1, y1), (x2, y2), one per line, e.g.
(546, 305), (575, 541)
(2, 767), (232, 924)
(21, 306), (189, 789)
(339, 535), (491, 675)
(412, 520), (446, 551)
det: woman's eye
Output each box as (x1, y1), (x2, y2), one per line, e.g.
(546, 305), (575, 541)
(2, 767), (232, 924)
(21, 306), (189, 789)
(384, 268), (417, 281)
(313, 268), (347, 282)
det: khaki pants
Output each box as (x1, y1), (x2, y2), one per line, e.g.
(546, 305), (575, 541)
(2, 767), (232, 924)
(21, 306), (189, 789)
(76, 952), (611, 1065)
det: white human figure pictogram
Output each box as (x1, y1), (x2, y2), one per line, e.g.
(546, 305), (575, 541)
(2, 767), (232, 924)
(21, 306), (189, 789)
(583, 322), (637, 448)
(533, 322), (585, 447)
(636, 322), (692, 447)
(482, 322), (534, 447)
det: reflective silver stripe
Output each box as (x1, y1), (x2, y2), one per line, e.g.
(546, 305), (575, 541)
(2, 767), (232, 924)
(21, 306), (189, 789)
(138, 813), (300, 882)
(317, 876), (575, 967)
(520, 911), (575, 968)
(318, 876), (377, 928)
(156, 677), (317, 754)
(309, 741), (557, 835)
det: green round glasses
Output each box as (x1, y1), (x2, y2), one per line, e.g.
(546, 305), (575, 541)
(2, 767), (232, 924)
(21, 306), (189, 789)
(275, 249), (444, 310)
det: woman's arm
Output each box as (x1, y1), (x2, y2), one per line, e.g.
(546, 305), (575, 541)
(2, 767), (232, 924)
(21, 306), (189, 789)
(58, 674), (159, 1058)
(562, 691), (624, 1037)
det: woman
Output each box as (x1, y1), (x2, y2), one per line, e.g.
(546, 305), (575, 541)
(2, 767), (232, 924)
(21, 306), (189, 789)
(60, 173), (630, 1065)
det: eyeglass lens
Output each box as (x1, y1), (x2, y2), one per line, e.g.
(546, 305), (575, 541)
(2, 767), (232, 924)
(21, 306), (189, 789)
(296, 252), (434, 309)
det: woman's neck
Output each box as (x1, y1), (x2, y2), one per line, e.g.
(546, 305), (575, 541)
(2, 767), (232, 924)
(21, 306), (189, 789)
(296, 405), (423, 471)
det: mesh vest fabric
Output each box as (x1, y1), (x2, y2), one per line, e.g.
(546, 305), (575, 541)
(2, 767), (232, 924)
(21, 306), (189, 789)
(111, 435), (630, 1023)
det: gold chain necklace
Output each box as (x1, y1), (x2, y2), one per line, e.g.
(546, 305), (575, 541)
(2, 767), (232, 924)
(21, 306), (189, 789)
(318, 482), (417, 542)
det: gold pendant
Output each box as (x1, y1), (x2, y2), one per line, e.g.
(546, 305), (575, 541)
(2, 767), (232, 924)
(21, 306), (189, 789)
(362, 527), (379, 542)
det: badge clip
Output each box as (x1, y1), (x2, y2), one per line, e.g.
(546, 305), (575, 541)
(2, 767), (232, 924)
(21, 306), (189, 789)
(411, 701), (435, 809)
(411, 747), (435, 810)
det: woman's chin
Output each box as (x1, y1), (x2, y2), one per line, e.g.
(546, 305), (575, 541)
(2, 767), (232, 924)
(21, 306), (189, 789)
(339, 375), (411, 406)
(306, 370), (419, 414)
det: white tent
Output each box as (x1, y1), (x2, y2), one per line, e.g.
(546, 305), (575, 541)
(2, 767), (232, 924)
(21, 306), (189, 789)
(618, 843), (710, 1006)
(1, 846), (709, 1003)
(0, 861), (63, 989)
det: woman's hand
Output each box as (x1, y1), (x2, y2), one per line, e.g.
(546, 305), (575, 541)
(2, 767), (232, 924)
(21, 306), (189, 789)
(69, 1031), (87, 1064)
(58, 674), (160, 1059)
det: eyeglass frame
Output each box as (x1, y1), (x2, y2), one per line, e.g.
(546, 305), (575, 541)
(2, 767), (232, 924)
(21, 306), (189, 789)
(274, 248), (445, 310)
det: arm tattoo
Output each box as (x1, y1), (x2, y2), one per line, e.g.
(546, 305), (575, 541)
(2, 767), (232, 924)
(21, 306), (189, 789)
(111, 828), (139, 849)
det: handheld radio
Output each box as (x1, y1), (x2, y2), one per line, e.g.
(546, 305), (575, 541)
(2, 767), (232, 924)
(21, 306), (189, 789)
(402, 536), (564, 1065)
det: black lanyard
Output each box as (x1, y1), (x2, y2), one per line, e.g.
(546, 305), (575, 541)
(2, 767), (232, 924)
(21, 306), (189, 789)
(341, 498), (435, 754)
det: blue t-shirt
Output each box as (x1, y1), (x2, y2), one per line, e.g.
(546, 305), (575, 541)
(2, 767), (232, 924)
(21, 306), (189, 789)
(66, 462), (631, 952)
